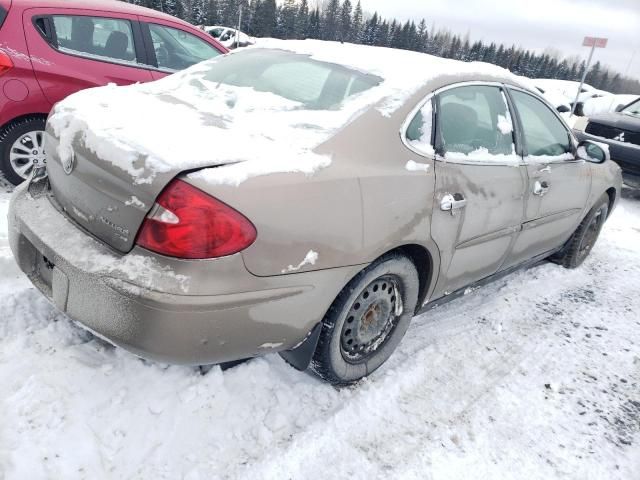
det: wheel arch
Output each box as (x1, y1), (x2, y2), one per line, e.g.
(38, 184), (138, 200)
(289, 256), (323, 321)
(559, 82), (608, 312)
(605, 187), (616, 218)
(279, 242), (437, 371)
(0, 113), (49, 135)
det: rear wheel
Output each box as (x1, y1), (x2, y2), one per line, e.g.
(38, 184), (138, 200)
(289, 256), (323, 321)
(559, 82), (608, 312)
(311, 254), (419, 385)
(551, 194), (609, 269)
(0, 117), (47, 185)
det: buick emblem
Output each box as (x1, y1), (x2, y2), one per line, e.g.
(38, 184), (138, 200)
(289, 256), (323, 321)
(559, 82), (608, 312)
(62, 151), (76, 175)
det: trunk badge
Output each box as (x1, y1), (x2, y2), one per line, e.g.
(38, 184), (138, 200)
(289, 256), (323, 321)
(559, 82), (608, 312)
(62, 151), (76, 175)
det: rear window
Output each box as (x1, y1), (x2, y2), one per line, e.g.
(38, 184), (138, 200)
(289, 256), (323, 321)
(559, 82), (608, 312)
(51, 15), (138, 64)
(199, 49), (382, 110)
(0, 5), (7, 29)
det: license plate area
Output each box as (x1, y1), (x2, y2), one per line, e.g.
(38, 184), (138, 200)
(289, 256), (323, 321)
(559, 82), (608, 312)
(36, 254), (55, 289)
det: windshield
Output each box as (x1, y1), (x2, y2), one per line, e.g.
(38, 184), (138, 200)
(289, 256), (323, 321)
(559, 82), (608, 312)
(198, 49), (382, 110)
(622, 98), (640, 116)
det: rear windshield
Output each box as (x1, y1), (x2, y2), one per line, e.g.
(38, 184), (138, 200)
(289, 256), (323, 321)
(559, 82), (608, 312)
(199, 49), (382, 110)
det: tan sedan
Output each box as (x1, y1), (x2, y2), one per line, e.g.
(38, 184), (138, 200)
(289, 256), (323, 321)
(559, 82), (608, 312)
(8, 41), (621, 384)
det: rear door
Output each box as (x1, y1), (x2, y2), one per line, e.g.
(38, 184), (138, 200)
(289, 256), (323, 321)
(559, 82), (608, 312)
(138, 18), (224, 80)
(504, 88), (592, 268)
(408, 83), (527, 296)
(23, 8), (153, 106)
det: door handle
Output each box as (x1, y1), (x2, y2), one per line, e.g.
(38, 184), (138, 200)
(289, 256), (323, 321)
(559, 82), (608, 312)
(441, 193), (467, 215)
(533, 180), (550, 196)
(538, 166), (551, 174)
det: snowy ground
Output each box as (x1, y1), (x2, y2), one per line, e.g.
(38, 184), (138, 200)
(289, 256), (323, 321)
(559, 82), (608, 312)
(0, 181), (639, 480)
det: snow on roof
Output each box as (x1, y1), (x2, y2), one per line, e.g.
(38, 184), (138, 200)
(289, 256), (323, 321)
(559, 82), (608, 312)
(251, 39), (531, 114)
(49, 39), (536, 187)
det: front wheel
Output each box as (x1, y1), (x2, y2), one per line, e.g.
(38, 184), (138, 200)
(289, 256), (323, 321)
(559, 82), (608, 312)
(551, 194), (609, 269)
(0, 117), (47, 185)
(310, 254), (419, 385)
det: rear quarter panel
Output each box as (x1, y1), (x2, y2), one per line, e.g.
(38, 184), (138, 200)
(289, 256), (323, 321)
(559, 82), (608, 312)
(185, 92), (440, 283)
(0, 2), (51, 127)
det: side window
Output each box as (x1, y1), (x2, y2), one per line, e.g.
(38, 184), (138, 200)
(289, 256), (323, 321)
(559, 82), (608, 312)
(510, 90), (572, 158)
(437, 85), (515, 157)
(149, 24), (221, 71)
(51, 15), (137, 64)
(406, 98), (435, 156)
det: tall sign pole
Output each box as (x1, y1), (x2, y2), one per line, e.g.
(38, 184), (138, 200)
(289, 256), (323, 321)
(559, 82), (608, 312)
(571, 36), (608, 115)
(235, 6), (243, 49)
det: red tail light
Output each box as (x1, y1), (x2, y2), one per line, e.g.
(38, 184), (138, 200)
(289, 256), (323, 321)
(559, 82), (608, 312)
(0, 50), (13, 76)
(136, 179), (257, 259)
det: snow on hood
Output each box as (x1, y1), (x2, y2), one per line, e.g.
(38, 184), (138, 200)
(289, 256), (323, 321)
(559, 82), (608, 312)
(49, 40), (533, 187)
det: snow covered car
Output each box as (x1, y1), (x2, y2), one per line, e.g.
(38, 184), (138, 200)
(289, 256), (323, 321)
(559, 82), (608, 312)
(574, 97), (640, 188)
(8, 40), (622, 385)
(204, 25), (254, 49)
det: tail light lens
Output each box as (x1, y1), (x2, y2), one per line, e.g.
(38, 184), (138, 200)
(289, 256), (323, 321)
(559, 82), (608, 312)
(0, 50), (13, 76)
(136, 179), (257, 259)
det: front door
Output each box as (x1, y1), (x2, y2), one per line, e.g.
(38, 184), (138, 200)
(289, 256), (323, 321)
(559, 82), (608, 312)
(423, 84), (527, 297)
(139, 19), (224, 81)
(504, 88), (592, 268)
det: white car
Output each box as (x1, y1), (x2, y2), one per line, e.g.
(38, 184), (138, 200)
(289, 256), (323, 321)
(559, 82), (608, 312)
(582, 94), (640, 116)
(204, 26), (255, 49)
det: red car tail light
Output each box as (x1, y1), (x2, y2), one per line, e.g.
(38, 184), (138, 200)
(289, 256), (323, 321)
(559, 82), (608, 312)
(136, 179), (257, 259)
(0, 50), (13, 76)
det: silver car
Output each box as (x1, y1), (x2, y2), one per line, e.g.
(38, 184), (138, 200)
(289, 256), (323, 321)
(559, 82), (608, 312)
(8, 42), (622, 384)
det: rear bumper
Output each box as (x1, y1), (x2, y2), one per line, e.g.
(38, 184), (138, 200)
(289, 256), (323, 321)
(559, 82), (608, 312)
(8, 182), (363, 365)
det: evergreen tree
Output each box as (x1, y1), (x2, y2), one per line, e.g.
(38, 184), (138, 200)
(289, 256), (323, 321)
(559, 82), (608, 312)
(351, 0), (363, 43)
(322, 0), (340, 41)
(339, 0), (352, 42)
(278, 0), (298, 39)
(307, 8), (321, 39)
(253, 0), (276, 37)
(127, 0), (640, 95)
(294, 0), (309, 38)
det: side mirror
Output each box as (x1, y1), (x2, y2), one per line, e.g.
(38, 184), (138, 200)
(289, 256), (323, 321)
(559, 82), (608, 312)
(557, 105), (570, 113)
(577, 140), (610, 164)
(615, 104), (625, 113)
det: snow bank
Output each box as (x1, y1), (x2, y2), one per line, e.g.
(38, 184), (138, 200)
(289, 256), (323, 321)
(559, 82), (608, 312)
(1, 185), (639, 478)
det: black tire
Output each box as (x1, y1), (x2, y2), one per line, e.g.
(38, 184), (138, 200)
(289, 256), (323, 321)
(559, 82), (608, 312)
(0, 117), (47, 186)
(551, 194), (609, 269)
(310, 253), (420, 385)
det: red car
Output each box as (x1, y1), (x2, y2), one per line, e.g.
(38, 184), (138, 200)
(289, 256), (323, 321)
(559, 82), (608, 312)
(0, 0), (227, 185)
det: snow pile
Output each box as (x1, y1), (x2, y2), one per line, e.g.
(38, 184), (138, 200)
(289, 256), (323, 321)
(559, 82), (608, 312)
(1, 185), (640, 478)
(49, 39), (534, 187)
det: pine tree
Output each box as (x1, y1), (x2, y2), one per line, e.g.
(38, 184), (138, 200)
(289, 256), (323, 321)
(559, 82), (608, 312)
(351, 0), (363, 43)
(322, 0), (340, 41)
(294, 0), (309, 38)
(307, 8), (321, 39)
(339, 0), (352, 42)
(278, 0), (298, 39)
(253, 0), (276, 37)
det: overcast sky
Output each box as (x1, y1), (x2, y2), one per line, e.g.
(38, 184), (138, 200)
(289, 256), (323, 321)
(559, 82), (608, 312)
(359, 0), (640, 79)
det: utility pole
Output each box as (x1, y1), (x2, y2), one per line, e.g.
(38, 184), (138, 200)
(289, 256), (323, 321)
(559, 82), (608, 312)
(235, 5), (243, 49)
(571, 36), (608, 116)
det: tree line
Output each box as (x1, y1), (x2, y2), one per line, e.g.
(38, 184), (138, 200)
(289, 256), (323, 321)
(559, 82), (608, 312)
(125, 0), (640, 95)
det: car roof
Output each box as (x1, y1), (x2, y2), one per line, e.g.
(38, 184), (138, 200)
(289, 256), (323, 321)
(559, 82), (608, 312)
(13, 0), (190, 25)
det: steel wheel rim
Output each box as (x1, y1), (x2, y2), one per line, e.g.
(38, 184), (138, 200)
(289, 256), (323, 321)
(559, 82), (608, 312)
(580, 208), (604, 255)
(340, 275), (404, 363)
(9, 130), (46, 180)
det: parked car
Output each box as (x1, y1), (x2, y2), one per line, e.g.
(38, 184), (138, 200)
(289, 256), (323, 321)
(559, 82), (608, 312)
(0, 0), (226, 185)
(8, 41), (621, 385)
(204, 25), (255, 49)
(574, 97), (640, 188)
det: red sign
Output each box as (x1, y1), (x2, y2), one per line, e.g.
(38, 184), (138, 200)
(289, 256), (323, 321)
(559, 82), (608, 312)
(583, 36), (608, 48)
